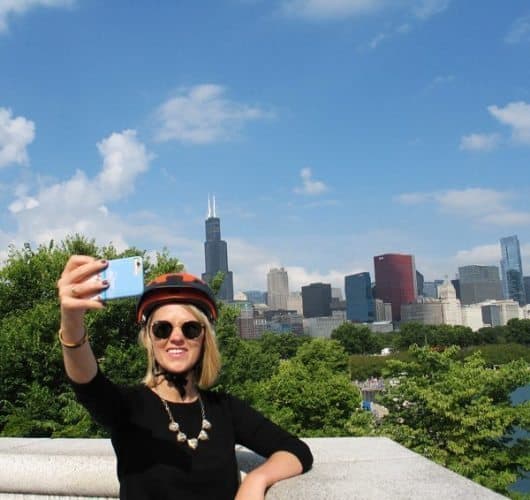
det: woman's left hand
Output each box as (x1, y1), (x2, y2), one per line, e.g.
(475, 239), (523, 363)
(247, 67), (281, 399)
(234, 471), (267, 500)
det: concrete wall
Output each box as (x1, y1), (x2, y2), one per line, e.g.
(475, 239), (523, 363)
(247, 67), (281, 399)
(0, 437), (506, 499)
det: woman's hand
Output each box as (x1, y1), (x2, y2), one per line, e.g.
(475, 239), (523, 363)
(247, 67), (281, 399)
(57, 255), (109, 321)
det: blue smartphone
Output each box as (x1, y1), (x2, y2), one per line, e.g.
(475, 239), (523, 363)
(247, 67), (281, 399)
(97, 256), (144, 300)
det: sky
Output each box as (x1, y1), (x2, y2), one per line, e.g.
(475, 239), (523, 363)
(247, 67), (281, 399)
(0, 0), (529, 294)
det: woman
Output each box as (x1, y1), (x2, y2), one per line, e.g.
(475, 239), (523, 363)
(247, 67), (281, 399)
(57, 255), (313, 500)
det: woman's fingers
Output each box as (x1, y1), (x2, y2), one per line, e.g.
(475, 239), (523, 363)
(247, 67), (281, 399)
(58, 255), (109, 311)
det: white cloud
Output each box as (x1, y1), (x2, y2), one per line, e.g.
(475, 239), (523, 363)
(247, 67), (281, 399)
(459, 133), (501, 152)
(0, 107), (35, 167)
(154, 84), (271, 144)
(294, 167), (328, 195)
(488, 101), (530, 144)
(453, 244), (500, 265)
(280, 0), (385, 20)
(481, 211), (530, 226)
(279, 0), (450, 20)
(0, 0), (74, 33)
(395, 187), (530, 227)
(505, 15), (530, 44)
(411, 0), (450, 19)
(285, 265), (346, 292)
(96, 129), (152, 199)
(7, 130), (153, 248)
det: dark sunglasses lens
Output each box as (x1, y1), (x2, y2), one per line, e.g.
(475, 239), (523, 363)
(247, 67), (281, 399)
(152, 321), (173, 339)
(182, 321), (203, 339)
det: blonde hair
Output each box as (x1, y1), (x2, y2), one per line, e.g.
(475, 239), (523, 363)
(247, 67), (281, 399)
(138, 304), (221, 389)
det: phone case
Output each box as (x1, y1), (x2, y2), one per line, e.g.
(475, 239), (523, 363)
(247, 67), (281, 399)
(98, 256), (144, 300)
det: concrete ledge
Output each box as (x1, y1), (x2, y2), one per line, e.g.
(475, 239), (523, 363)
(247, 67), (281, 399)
(0, 437), (506, 499)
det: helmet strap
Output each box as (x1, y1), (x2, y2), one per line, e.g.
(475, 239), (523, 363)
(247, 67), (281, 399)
(163, 371), (189, 399)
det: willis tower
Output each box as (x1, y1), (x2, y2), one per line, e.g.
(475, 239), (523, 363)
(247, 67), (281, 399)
(202, 195), (234, 301)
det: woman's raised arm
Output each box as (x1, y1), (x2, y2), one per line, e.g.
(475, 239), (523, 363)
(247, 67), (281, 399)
(57, 255), (109, 383)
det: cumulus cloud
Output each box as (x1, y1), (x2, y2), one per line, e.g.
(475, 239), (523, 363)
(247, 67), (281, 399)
(0, 107), (35, 167)
(8, 130), (152, 248)
(294, 167), (328, 195)
(488, 101), (530, 144)
(453, 244), (500, 266)
(395, 187), (530, 226)
(154, 84), (271, 144)
(96, 130), (152, 199)
(459, 133), (501, 152)
(0, 0), (74, 33)
(505, 15), (530, 44)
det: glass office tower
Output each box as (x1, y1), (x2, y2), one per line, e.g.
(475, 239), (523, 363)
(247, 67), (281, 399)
(373, 253), (417, 321)
(500, 235), (526, 305)
(345, 272), (375, 322)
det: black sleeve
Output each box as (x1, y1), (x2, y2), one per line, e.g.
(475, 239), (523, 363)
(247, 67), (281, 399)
(69, 368), (128, 431)
(228, 395), (313, 473)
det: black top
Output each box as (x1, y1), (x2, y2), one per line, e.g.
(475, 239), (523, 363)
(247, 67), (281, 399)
(70, 370), (313, 500)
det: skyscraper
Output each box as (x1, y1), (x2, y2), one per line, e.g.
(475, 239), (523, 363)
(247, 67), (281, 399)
(202, 196), (233, 301)
(373, 253), (417, 322)
(458, 265), (503, 305)
(302, 282), (332, 318)
(500, 235), (526, 305)
(267, 267), (289, 310)
(345, 272), (375, 322)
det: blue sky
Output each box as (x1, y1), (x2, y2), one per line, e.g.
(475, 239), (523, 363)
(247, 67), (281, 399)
(0, 0), (529, 293)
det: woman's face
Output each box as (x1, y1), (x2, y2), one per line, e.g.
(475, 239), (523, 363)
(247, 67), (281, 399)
(149, 303), (205, 375)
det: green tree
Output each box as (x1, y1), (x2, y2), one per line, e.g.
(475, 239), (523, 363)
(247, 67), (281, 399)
(506, 319), (530, 345)
(294, 338), (349, 373)
(252, 345), (373, 437)
(331, 322), (382, 355)
(0, 236), (183, 437)
(259, 332), (311, 360)
(377, 346), (530, 495)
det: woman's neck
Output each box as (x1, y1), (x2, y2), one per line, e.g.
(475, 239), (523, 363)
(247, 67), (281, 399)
(154, 376), (199, 403)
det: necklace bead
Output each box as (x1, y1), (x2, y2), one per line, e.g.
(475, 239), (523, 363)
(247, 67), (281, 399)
(158, 392), (211, 451)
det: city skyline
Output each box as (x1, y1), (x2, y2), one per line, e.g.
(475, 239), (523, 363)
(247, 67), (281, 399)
(0, 1), (529, 293)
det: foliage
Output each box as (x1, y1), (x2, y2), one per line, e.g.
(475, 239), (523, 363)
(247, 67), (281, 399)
(252, 351), (371, 437)
(395, 322), (476, 350)
(377, 346), (530, 495)
(259, 332), (311, 360)
(0, 235), (179, 437)
(457, 343), (530, 366)
(331, 322), (382, 355)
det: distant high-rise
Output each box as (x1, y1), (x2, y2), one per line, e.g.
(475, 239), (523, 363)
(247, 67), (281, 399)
(416, 271), (424, 297)
(202, 196), (233, 301)
(302, 283), (332, 318)
(524, 277), (530, 305)
(267, 268), (289, 310)
(458, 265), (503, 305)
(244, 290), (267, 305)
(345, 272), (375, 322)
(373, 253), (417, 321)
(500, 235), (526, 305)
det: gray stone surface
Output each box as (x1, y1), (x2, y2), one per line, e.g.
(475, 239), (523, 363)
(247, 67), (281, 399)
(0, 437), (507, 499)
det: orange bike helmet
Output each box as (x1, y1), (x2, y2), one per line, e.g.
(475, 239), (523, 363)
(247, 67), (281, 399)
(136, 272), (218, 324)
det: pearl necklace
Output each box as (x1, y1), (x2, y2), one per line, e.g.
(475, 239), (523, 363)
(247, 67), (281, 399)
(159, 394), (212, 450)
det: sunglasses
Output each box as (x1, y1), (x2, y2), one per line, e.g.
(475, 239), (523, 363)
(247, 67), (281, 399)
(151, 320), (204, 340)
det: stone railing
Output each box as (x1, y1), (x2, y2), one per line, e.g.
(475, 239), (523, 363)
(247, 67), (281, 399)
(0, 437), (507, 499)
